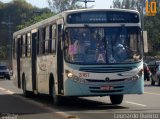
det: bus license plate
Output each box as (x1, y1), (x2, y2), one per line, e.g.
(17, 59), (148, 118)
(100, 86), (113, 90)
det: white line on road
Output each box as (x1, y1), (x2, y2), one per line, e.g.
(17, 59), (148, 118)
(0, 87), (6, 91)
(144, 92), (160, 96)
(0, 86), (78, 119)
(125, 101), (147, 107)
(0, 86), (15, 94)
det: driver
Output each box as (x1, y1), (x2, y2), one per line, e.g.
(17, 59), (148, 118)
(114, 43), (127, 62)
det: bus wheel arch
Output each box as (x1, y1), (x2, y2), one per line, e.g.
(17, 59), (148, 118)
(110, 94), (123, 105)
(22, 73), (27, 96)
(49, 73), (63, 105)
(49, 73), (55, 97)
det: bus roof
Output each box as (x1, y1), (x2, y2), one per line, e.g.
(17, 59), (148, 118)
(13, 8), (139, 37)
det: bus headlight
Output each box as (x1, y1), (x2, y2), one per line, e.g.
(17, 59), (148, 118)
(126, 75), (139, 81)
(131, 75), (139, 80)
(67, 72), (73, 78)
(65, 70), (73, 78)
(65, 70), (85, 83)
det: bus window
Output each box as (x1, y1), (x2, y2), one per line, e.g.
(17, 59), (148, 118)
(51, 25), (56, 52)
(64, 27), (142, 64)
(13, 38), (16, 59)
(45, 26), (49, 54)
(39, 28), (45, 54)
(27, 33), (31, 57)
(20, 37), (23, 58)
(25, 35), (27, 57)
(37, 30), (40, 55)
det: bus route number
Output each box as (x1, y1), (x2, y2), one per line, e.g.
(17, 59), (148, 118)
(79, 73), (89, 78)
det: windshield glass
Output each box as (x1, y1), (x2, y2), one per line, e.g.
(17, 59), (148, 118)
(64, 27), (142, 64)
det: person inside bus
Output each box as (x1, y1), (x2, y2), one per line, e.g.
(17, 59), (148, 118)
(90, 30), (98, 50)
(95, 34), (106, 63)
(113, 43), (128, 62)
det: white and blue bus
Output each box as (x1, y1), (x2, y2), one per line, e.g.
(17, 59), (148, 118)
(13, 9), (144, 105)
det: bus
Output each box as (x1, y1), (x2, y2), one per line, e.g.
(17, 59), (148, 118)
(13, 9), (144, 105)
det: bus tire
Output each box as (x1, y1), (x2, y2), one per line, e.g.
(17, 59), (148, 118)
(110, 95), (123, 105)
(151, 79), (155, 86)
(22, 74), (30, 97)
(49, 74), (63, 106)
(157, 78), (160, 86)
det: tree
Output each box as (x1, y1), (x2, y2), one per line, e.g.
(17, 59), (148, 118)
(144, 8), (160, 51)
(113, 0), (122, 8)
(0, 0), (54, 60)
(17, 11), (54, 29)
(47, 0), (83, 13)
(113, 0), (141, 11)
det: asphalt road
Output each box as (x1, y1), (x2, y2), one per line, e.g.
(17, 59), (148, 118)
(0, 79), (160, 119)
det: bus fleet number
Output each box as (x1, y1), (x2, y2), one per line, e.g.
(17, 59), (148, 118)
(79, 73), (89, 78)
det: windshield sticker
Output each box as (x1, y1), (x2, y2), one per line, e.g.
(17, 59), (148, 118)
(96, 53), (106, 63)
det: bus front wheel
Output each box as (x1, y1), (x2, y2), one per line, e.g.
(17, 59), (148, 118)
(110, 95), (123, 105)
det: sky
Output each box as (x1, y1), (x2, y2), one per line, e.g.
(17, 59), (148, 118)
(0, 0), (113, 9)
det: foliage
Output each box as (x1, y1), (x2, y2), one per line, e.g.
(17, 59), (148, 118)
(47, 0), (83, 13)
(17, 11), (54, 29)
(144, 8), (160, 51)
(113, 0), (141, 11)
(0, 0), (54, 60)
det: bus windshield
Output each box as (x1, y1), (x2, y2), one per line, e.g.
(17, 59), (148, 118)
(64, 27), (142, 64)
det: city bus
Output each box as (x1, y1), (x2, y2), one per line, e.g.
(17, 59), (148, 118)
(13, 9), (144, 105)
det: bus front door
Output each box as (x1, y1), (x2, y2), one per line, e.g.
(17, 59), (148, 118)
(31, 32), (37, 94)
(57, 24), (64, 94)
(17, 38), (21, 88)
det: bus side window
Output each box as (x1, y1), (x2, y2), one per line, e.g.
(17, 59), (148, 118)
(25, 35), (27, 57)
(37, 30), (40, 55)
(43, 28), (46, 54)
(45, 26), (49, 54)
(22, 35), (26, 57)
(13, 38), (16, 59)
(27, 33), (31, 57)
(39, 28), (45, 55)
(51, 25), (56, 53)
(20, 36), (23, 58)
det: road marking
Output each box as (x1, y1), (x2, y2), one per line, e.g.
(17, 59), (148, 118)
(144, 92), (160, 96)
(126, 101), (147, 107)
(6, 90), (14, 94)
(0, 86), (78, 119)
(0, 86), (15, 94)
(0, 87), (6, 91)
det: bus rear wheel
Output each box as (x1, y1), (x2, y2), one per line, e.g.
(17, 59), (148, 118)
(22, 74), (30, 97)
(157, 78), (160, 86)
(110, 95), (123, 105)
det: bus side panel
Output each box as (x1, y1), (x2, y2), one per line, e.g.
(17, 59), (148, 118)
(20, 58), (32, 91)
(37, 55), (55, 94)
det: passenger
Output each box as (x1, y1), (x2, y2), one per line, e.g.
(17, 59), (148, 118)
(114, 43), (127, 62)
(95, 35), (106, 63)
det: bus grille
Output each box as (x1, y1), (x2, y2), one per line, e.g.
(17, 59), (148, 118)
(79, 66), (134, 73)
(86, 79), (125, 83)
